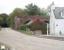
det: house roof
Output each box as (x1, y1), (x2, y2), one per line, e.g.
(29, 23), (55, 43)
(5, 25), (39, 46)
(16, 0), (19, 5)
(25, 17), (49, 25)
(53, 7), (64, 19)
(23, 16), (49, 25)
(18, 15), (49, 24)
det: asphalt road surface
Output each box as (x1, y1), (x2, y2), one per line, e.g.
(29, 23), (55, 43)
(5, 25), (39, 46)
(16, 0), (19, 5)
(0, 28), (64, 50)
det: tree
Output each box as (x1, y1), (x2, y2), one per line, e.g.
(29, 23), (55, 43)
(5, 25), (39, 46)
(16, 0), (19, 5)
(0, 13), (9, 27)
(9, 4), (49, 29)
(9, 8), (27, 27)
(39, 9), (49, 19)
(10, 8), (27, 17)
(25, 3), (41, 16)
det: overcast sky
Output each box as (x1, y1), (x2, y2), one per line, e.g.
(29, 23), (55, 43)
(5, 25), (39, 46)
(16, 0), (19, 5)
(0, 0), (64, 14)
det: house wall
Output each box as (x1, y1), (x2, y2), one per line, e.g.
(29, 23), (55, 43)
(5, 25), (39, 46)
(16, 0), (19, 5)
(14, 16), (21, 29)
(49, 7), (55, 35)
(49, 2), (64, 36)
(55, 19), (64, 36)
(49, 17), (55, 35)
(50, 18), (64, 36)
(49, 11), (64, 36)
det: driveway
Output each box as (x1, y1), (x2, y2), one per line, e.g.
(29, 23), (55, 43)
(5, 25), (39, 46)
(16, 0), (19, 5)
(0, 28), (64, 50)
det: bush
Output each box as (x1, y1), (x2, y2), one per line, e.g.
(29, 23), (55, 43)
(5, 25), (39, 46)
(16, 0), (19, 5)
(20, 25), (27, 31)
(19, 25), (32, 35)
(28, 23), (47, 34)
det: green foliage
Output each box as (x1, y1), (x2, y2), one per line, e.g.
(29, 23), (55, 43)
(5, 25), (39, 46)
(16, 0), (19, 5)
(8, 3), (49, 30)
(20, 25), (27, 31)
(19, 25), (32, 35)
(9, 8), (27, 28)
(25, 3), (49, 17)
(9, 4), (49, 28)
(10, 8), (27, 17)
(7, 16), (12, 27)
(25, 3), (41, 15)
(0, 13), (9, 27)
(28, 23), (47, 34)
(40, 9), (49, 17)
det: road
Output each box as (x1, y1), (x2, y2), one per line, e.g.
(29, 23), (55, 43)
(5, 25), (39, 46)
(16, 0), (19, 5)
(0, 28), (64, 50)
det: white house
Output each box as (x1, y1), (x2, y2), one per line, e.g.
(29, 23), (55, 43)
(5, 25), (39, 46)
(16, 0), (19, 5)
(49, 2), (64, 36)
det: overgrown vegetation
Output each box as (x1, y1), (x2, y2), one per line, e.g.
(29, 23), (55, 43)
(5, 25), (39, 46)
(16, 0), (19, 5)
(19, 25), (32, 35)
(0, 13), (10, 27)
(28, 23), (47, 34)
(0, 3), (49, 35)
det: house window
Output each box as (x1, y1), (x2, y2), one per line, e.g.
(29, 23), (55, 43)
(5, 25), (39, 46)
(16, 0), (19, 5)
(61, 11), (64, 18)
